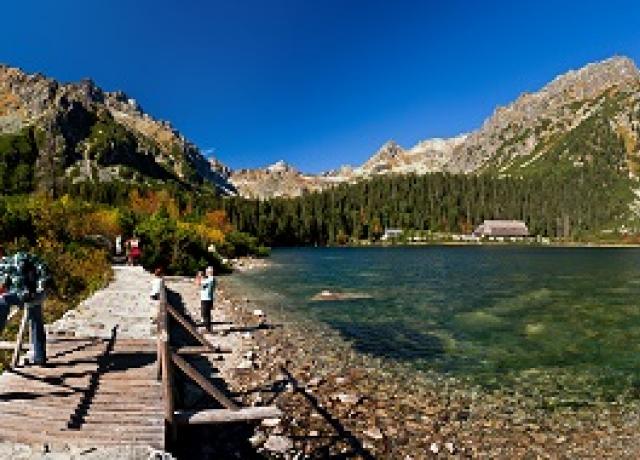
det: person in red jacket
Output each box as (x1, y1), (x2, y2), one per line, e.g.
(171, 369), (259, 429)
(126, 237), (142, 265)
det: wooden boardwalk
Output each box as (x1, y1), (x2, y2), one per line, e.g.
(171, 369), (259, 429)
(0, 266), (280, 454)
(0, 332), (164, 448)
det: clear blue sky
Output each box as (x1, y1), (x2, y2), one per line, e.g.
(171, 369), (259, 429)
(2, 1), (640, 172)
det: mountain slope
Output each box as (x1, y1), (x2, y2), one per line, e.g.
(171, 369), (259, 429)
(446, 56), (640, 175)
(230, 56), (640, 199)
(0, 65), (235, 194)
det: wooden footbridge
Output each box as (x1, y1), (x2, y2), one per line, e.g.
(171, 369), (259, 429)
(0, 266), (280, 452)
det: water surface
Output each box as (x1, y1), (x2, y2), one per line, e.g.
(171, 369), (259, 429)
(228, 246), (640, 399)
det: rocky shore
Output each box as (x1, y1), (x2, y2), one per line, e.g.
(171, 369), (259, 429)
(211, 264), (640, 459)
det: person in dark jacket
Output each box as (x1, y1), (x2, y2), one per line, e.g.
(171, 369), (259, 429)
(0, 252), (50, 365)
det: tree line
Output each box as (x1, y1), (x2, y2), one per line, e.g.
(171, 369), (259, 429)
(223, 168), (634, 246)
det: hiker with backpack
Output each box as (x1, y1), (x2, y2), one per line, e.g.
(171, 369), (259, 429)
(0, 251), (50, 365)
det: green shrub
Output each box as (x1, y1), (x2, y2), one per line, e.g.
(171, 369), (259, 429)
(0, 127), (38, 194)
(135, 211), (229, 275)
(220, 230), (260, 258)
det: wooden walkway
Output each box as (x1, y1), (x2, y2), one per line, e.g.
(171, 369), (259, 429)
(0, 332), (164, 448)
(0, 266), (280, 453)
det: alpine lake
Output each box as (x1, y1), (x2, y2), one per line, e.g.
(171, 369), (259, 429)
(225, 246), (640, 409)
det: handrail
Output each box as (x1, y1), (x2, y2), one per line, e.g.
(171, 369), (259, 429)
(155, 283), (281, 434)
(157, 298), (175, 426)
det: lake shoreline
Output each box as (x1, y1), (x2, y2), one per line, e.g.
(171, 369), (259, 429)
(322, 241), (640, 249)
(216, 253), (640, 457)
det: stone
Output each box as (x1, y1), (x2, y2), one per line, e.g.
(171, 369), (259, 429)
(249, 431), (266, 447)
(364, 427), (384, 440)
(263, 435), (293, 454)
(333, 393), (360, 404)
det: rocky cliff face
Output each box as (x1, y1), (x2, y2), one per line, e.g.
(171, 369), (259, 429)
(445, 56), (640, 174)
(0, 64), (235, 194)
(230, 56), (640, 199)
(355, 135), (468, 176)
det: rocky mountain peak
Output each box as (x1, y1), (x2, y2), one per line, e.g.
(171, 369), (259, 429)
(0, 63), (234, 193)
(266, 160), (297, 174)
(445, 55), (640, 173)
(376, 140), (401, 155)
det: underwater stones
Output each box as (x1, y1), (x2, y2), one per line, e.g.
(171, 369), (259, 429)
(454, 310), (505, 330)
(215, 277), (640, 459)
(310, 290), (373, 301)
(524, 323), (545, 336)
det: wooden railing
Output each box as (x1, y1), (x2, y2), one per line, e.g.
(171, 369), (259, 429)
(156, 289), (281, 431)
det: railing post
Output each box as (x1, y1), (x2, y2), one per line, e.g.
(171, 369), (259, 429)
(158, 296), (177, 457)
(160, 300), (174, 421)
(155, 280), (167, 381)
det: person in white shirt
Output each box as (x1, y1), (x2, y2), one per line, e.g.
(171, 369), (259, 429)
(115, 235), (123, 256)
(150, 267), (165, 302)
(198, 266), (216, 332)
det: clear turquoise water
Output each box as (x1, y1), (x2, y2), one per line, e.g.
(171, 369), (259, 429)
(230, 246), (640, 398)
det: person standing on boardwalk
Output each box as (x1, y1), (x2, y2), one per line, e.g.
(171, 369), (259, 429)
(198, 266), (216, 332)
(126, 236), (142, 266)
(0, 252), (49, 365)
(17, 253), (49, 365)
(150, 267), (165, 302)
(115, 235), (123, 257)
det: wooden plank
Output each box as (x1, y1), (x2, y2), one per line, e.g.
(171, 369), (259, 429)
(174, 406), (282, 424)
(11, 308), (29, 368)
(170, 351), (238, 410)
(175, 345), (231, 355)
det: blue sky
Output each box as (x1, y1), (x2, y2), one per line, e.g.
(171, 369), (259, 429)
(2, 1), (640, 172)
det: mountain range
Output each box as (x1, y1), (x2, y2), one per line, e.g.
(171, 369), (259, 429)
(229, 56), (640, 199)
(1, 56), (639, 200)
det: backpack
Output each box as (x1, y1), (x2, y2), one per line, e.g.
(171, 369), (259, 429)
(13, 252), (50, 298)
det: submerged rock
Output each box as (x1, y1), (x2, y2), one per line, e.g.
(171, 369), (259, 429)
(310, 290), (373, 301)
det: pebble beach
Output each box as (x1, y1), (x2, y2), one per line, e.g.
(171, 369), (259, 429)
(212, 259), (640, 459)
